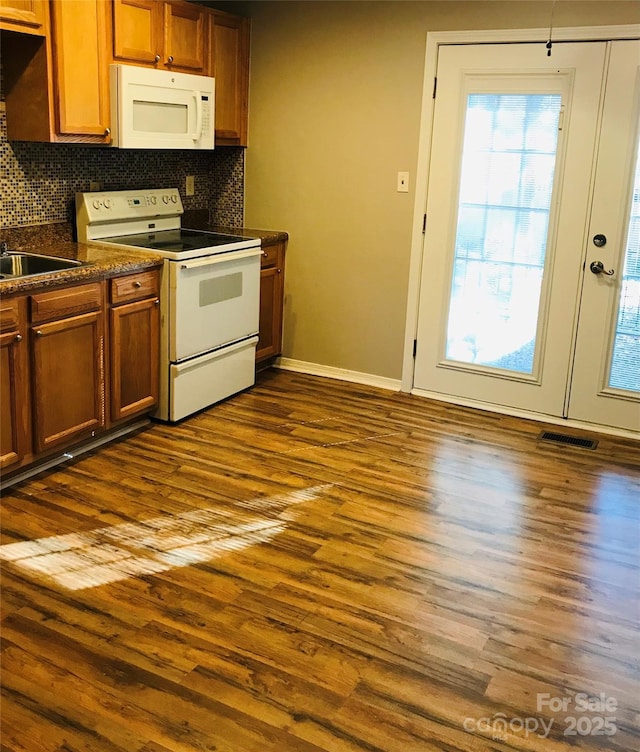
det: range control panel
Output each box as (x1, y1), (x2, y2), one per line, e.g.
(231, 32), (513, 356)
(76, 188), (184, 241)
(78, 188), (183, 218)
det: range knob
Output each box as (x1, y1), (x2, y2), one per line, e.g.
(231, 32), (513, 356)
(92, 199), (101, 209)
(103, 198), (112, 209)
(149, 195), (157, 205)
(162, 195), (170, 204)
(170, 194), (178, 203)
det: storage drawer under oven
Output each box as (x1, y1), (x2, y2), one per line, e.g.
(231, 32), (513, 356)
(169, 336), (258, 421)
(168, 248), (261, 363)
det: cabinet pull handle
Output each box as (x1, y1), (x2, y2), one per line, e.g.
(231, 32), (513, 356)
(14, 334), (22, 342)
(35, 330), (43, 337)
(134, 281), (142, 288)
(167, 55), (174, 64)
(154, 54), (161, 63)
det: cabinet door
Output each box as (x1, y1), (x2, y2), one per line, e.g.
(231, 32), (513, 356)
(31, 310), (105, 454)
(50, 0), (111, 142)
(112, 0), (162, 65)
(210, 12), (249, 144)
(110, 297), (159, 422)
(163, 0), (206, 72)
(0, 0), (47, 34)
(0, 299), (30, 469)
(257, 266), (284, 363)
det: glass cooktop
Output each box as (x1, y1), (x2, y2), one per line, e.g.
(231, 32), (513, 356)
(104, 228), (252, 253)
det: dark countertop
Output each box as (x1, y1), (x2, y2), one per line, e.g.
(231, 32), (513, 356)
(179, 211), (288, 247)
(0, 241), (163, 296)
(0, 221), (288, 296)
(194, 225), (288, 248)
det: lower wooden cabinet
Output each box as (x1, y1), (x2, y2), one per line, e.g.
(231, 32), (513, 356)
(257, 241), (286, 363)
(0, 269), (161, 481)
(31, 309), (105, 453)
(29, 281), (105, 454)
(0, 297), (30, 469)
(109, 271), (160, 423)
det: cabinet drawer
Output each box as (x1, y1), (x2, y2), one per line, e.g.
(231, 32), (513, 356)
(111, 271), (160, 305)
(261, 245), (281, 269)
(30, 282), (103, 324)
(0, 298), (21, 333)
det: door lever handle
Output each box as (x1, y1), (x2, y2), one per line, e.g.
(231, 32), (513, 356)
(590, 260), (615, 276)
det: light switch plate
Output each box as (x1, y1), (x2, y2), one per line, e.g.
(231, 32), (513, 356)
(186, 175), (195, 196)
(397, 172), (409, 193)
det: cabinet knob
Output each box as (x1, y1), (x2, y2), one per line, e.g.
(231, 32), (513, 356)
(14, 334), (22, 343)
(277, 268), (282, 274)
(154, 299), (160, 306)
(104, 127), (111, 137)
(134, 280), (142, 288)
(166, 55), (174, 64)
(35, 330), (43, 337)
(263, 251), (268, 257)
(154, 54), (161, 63)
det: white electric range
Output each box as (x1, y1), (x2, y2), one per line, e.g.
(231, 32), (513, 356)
(76, 188), (262, 422)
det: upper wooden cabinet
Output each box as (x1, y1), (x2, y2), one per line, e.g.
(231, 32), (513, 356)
(50, 0), (111, 141)
(0, 0), (47, 35)
(113, 0), (206, 73)
(3, 0), (111, 144)
(209, 11), (249, 146)
(2, 0), (249, 147)
(112, 0), (159, 64)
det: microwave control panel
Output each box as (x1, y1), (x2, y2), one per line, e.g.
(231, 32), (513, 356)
(201, 96), (212, 136)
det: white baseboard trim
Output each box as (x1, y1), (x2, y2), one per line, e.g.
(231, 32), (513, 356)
(275, 357), (401, 392)
(270, 362), (638, 441)
(411, 387), (640, 441)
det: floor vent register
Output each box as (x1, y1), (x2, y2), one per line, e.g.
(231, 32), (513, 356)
(537, 431), (599, 450)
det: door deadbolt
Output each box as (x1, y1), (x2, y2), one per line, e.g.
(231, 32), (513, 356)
(593, 233), (607, 247)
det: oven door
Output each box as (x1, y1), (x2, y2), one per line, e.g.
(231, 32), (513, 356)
(169, 248), (262, 362)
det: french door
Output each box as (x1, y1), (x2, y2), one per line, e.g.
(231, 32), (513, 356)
(413, 39), (640, 433)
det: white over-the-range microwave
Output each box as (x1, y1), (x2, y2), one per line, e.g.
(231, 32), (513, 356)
(110, 64), (215, 149)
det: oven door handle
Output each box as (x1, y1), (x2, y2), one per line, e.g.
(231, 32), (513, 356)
(179, 248), (262, 270)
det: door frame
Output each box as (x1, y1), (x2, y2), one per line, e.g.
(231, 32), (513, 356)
(402, 24), (640, 438)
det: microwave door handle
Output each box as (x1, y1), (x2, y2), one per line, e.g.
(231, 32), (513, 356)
(191, 92), (203, 141)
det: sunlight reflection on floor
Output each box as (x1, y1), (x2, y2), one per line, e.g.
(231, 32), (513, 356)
(0, 484), (333, 590)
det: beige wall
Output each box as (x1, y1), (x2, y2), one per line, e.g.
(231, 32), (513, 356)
(244, 1), (640, 381)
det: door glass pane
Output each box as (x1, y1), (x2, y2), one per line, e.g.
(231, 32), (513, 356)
(608, 135), (640, 392)
(446, 94), (562, 373)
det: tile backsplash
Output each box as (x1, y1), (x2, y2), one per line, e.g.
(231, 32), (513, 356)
(0, 99), (245, 231)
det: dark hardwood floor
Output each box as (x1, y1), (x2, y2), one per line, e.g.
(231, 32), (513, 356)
(1, 369), (639, 752)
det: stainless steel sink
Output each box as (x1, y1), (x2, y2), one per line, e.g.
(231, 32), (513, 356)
(0, 252), (87, 280)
